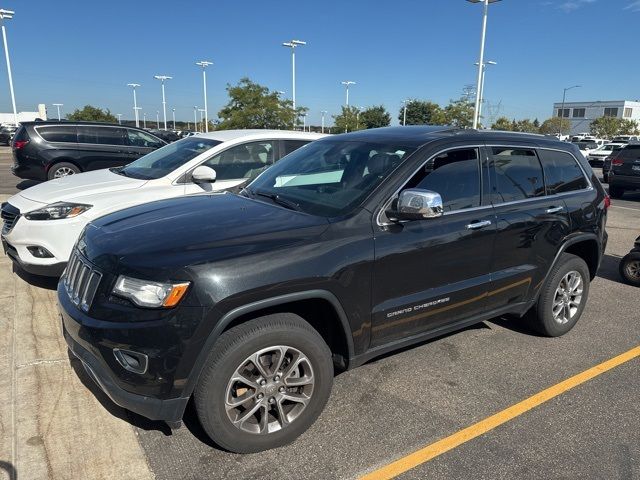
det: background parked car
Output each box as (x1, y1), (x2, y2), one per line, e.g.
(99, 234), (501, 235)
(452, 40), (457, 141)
(575, 140), (599, 158)
(619, 235), (640, 286)
(0, 125), (18, 145)
(608, 142), (640, 198)
(586, 142), (626, 168)
(147, 128), (181, 143)
(10, 121), (167, 181)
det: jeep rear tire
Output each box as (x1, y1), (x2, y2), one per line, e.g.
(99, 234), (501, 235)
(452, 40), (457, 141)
(526, 253), (590, 337)
(194, 313), (334, 453)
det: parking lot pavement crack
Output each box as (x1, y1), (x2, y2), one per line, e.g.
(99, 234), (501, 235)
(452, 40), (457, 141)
(15, 358), (67, 369)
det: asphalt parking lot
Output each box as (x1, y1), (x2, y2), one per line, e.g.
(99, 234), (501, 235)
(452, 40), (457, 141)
(1, 145), (639, 480)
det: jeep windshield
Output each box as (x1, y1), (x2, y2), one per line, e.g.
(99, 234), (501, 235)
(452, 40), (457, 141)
(114, 137), (222, 180)
(246, 139), (416, 217)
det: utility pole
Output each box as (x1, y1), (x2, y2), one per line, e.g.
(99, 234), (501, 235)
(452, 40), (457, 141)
(0, 9), (18, 125)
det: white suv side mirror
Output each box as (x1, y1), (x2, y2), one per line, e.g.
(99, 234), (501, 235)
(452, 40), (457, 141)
(192, 165), (217, 184)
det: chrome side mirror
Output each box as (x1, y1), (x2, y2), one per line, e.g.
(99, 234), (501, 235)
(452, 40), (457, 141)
(192, 165), (217, 183)
(394, 189), (443, 221)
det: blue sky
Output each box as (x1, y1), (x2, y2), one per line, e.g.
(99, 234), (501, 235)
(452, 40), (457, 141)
(1, 0), (638, 126)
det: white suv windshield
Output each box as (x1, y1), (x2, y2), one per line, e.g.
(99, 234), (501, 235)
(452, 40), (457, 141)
(116, 138), (222, 180)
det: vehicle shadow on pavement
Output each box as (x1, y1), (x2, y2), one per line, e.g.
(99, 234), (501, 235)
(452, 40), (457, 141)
(12, 264), (58, 290)
(15, 179), (40, 190)
(597, 254), (625, 284)
(0, 461), (17, 480)
(66, 350), (173, 437)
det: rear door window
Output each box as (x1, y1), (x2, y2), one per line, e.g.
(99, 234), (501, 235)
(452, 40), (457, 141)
(37, 126), (77, 143)
(202, 141), (276, 181)
(537, 149), (588, 195)
(77, 126), (127, 145)
(490, 147), (545, 203)
(126, 129), (164, 148)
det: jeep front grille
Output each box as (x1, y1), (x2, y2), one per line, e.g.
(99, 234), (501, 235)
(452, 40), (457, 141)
(64, 250), (102, 312)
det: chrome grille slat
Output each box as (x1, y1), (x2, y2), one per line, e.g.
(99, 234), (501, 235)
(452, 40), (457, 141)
(1, 205), (19, 235)
(64, 250), (102, 312)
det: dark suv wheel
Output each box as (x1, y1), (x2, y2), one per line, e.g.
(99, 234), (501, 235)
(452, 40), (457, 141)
(619, 252), (640, 287)
(48, 162), (80, 180)
(526, 253), (590, 337)
(194, 314), (334, 453)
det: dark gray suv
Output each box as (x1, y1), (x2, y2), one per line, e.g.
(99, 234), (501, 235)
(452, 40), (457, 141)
(11, 121), (166, 180)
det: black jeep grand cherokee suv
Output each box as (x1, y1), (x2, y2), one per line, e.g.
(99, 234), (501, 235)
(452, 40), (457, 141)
(58, 126), (608, 453)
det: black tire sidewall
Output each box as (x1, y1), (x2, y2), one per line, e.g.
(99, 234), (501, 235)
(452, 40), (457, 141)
(195, 315), (334, 453)
(619, 252), (640, 286)
(535, 254), (590, 337)
(47, 162), (80, 180)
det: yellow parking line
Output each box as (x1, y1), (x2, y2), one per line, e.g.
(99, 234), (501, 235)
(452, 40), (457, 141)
(360, 345), (640, 480)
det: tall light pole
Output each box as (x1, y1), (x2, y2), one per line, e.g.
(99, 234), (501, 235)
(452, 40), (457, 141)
(282, 40), (306, 113)
(195, 60), (213, 132)
(560, 85), (581, 136)
(143, 112), (147, 129)
(193, 106), (198, 132)
(156, 110), (160, 129)
(341, 81), (356, 107)
(0, 9), (17, 126)
(117, 113), (122, 125)
(301, 113), (307, 132)
(127, 83), (141, 127)
(52, 103), (63, 121)
(153, 75), (172, 130)
(474, 60), (497, 126)
(356, 107), (361, 130)
(321, 110), (327, 133)
(467, 0), (502, 129)
(402, 100), (410, 126)
(199, 108), (205, 132)
(172, 108), (176, 130)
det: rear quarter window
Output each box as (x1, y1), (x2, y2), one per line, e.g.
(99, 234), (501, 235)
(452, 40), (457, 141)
(36, 126), (77, 143)
(537, 149), (588, 195)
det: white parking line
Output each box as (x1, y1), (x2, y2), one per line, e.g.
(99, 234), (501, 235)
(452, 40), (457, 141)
(610, 205), (640, 212)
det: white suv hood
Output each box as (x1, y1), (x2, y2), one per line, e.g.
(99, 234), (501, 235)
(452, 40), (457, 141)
(19, 169), (147, 203)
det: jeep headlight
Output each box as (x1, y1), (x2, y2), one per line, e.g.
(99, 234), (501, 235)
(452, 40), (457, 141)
(24, 202), (91, 220)
(112, 275), (190, 308)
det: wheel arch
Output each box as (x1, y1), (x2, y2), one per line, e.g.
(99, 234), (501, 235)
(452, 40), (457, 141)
(183, 290), (355, 397)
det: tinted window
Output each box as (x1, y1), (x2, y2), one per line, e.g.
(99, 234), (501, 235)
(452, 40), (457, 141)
(283, 140), (310, 156)
(77, 126), (126, 145)
(202, 141), (276, 181)
(619, 146), (640, 161)
(248, 140), (415, 217)
(404, 148), (480, 212)
(538, 150), (588, 195)
(116, 137), (222, 180)
(491, 147), (545, 203)
(127, 129), (164, 148)
(37, 126), (76, 143)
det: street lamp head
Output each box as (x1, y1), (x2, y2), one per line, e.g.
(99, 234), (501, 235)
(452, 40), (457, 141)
(487, 60), (498, 65)
(52, 103), (63, 107)
(127, 83), (140, 88)
(466, 0), (501, 3)
(283, 40), (306, 48)
(154, 75), (172, 81)
(196, 60), (213, 68)
(0, 9), (15, 19)
(342, 81), (356, 86)
(291, 40), (306, 45)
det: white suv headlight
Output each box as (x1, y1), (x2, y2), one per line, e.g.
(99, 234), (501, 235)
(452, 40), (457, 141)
(112, 275), (190, 308)
(24, 202), (91, 220)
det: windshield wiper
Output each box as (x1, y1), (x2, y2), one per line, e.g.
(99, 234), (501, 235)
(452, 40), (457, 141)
(251, 189), (302, 211)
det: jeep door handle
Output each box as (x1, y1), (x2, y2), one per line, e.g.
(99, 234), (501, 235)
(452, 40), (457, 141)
(466, 220), (492, 230)
(545, 206), (564, 214)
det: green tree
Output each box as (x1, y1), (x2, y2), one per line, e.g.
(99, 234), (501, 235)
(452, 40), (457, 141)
(359, 105), (391, 129)
(444, 98), (475, 128)
(590, 117), (624, 138)
(399, 100), (446, 125)
(619, 119), (640, 135)
(217, 77), (304, 129)
(67, 105), (117, 123)
(514, 119), (539, 133)
(333, 106), (362, 133)
(491, 117), (514, 131)
(539, 117), (571, 135)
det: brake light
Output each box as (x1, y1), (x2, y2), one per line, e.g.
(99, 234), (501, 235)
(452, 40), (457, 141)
(611, 157), (624, 166)
(13, 140), (28, 150)
(604, 195), (611, 210)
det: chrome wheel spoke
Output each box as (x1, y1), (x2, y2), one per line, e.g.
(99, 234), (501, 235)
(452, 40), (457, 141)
(281, 391), (311, 406)
(233, 400), (262, 426)
(552, 270), (583, 325)
(258, 404), (270, 434)
(275, 398), (290, 428)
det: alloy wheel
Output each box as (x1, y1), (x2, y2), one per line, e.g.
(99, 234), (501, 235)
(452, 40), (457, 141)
(54, 167), (75, 178)
(624, 260), (640, 280)
(224, 345), (315, 435)
(552, 270), (583, 324)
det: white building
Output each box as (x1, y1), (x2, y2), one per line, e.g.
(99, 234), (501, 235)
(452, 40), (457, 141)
(0, 104), (47, 124)
(551, 100), (640, 135)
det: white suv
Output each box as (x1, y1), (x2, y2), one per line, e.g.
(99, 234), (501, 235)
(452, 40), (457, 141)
(1, 130), (324, 276)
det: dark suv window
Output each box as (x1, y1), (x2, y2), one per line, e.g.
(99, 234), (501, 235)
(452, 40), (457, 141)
(77, 126), (126, 145)
(126, 129), (164, 148)
(538, 150), (588, 195)
(617, 145), (640, 161)
(37, 125), (77, 143)
(491, 147), (545, 203)
(404, 148), (481, 212)
(282, 140), (309, 156)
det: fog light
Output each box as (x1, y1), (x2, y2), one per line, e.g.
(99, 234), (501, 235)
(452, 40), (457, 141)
(113, 348), (148, 374)
(27, 246), (54, 258)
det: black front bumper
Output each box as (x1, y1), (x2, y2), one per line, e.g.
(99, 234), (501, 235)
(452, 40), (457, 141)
(58, 283), (190, 424)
